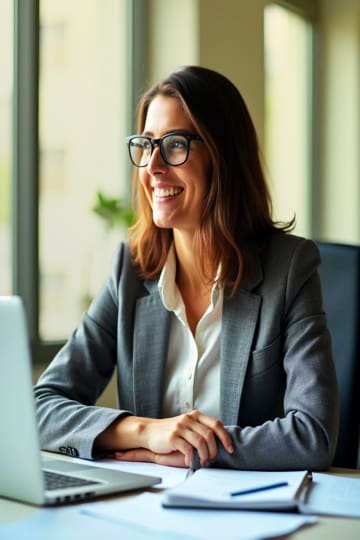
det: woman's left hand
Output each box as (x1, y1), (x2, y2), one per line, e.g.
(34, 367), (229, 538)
(113, 448), (187, 468)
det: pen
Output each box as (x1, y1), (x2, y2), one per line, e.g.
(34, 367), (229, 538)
(230, 481), (289, 497)
(185, 467), (196, 479)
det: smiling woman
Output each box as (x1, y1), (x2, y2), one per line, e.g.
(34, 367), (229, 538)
(34, 66), (339, 473)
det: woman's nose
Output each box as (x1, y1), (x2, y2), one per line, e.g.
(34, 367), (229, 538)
(147, 144), (167, 174)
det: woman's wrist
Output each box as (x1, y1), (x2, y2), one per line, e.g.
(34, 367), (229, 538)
(94, 414), (149, 452)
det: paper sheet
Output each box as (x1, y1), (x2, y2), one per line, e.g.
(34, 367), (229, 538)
(301, 473), (360, 518)
(0, 505), (186, 540)
(81, 492), (317, 540)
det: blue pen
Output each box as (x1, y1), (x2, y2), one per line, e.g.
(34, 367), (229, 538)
(230, 481), (289, 497)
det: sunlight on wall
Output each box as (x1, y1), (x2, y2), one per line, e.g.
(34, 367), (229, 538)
(264, 4), (312, 237)
(39, 0), (128, 339)
(148, 0), (198, 83)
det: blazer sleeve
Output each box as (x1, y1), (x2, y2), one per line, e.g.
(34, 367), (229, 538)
(211, 238), (339, 471)
(34, 244), (133, 459)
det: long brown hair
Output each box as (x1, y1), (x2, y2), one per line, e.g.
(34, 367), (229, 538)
(128, 66), (294, 294)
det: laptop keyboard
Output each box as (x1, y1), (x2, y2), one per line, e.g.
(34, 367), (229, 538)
(44, 470), (99, 491)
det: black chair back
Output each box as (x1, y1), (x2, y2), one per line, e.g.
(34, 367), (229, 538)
(316, 241), (360, 468)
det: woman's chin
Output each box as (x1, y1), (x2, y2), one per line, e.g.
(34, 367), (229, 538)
(152, 213), (175, 229)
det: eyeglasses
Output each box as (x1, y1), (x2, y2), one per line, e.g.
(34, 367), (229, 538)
(125, 132), (203, 167)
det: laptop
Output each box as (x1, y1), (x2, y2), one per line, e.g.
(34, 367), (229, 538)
(0, 296), (161, 506)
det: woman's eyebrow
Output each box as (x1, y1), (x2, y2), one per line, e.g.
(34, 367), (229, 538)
(141, 128), (193, 137)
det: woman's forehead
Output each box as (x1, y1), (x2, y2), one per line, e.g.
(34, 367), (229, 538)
(143, 95), (193, 134)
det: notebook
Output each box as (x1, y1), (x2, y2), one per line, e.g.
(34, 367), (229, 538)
(0, 296), (161, 506)
(162, 468), (311, 511)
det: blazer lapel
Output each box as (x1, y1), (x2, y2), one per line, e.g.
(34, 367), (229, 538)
(132, 249), (264, 423)
(133, 280), (170, 418)
(220, 254), (263, 425)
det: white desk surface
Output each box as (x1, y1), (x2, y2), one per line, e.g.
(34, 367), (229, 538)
(0, 458), (359, 539)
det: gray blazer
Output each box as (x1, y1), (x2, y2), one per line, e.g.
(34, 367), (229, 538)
(34, 233), (339, 470)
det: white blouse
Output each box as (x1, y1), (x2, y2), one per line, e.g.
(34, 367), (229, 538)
(159, 245), (223, 419)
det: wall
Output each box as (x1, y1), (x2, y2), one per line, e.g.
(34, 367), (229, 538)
(198, 0), (267, 147)
(147, 0), (199, 82)
(147, 0), (267, 146)
(316, 0), (360, 243)
(32, 364), (118, 408)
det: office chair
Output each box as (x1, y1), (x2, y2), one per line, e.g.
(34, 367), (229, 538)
(316, 241), (360, 468)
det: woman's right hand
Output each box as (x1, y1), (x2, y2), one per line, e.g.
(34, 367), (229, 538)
(137, 410), (233, 467)
(96, 410), (233, 468)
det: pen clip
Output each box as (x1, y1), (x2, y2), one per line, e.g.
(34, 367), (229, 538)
(295, 471), (313, 503)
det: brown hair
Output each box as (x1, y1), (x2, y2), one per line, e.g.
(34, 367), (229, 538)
(128, 66), (294, 294)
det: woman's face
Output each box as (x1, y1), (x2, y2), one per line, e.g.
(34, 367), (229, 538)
(139, 95), (211, 235)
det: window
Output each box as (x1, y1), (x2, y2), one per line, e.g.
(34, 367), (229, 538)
(0, 0), (13, 295)
(9, 0), (146, 362)
(264, 3), (313, 236)
(39, 0), (130, 340)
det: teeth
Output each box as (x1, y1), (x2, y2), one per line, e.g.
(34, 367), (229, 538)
(154, 187), (183, 198)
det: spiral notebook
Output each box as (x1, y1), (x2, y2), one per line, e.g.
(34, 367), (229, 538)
(162, 468), (311, 511)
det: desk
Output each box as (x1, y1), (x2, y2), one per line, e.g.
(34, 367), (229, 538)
(0, 465), (359, 539)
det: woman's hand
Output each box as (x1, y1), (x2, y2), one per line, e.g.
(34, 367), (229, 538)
(114, 449), (187, 468)
(109, 410), (233, 468)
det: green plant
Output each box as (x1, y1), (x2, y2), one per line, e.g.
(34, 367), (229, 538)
(92, 191), (135, 229)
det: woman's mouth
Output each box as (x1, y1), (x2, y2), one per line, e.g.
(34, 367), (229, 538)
(153, 187), (184, 199)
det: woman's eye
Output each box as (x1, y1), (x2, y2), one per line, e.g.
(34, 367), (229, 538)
(142, 140), (151, 151)
(131, 139), (150, 151)
(169, 138), (186, 150)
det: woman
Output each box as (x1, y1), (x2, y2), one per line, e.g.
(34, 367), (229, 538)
(34, 66), (338, 470)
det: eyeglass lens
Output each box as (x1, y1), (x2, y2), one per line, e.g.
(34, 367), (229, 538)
(129, 134), (189, 167)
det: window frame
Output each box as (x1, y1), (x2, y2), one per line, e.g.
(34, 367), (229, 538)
(12, 0), (147, 364)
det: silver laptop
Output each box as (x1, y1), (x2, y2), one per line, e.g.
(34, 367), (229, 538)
(0, 296), (161, 506)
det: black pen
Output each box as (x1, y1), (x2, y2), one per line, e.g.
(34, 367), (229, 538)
(185, 467), (196, 479)
(230, 481), (289, 497)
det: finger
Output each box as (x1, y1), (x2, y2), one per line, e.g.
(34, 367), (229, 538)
(168, 433), (194, 468)
(181, 420), (218, 464)
(174, 426), (210, 467)
(171, 415), (214, 466)
(193, 423), (218, 462)
(153, 451), (187, 468)
(114, 448), (155, 463)
(114, 449), (186, 468)
(192, 411), (234, 454)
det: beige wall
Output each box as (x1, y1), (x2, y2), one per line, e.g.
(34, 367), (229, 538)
(147, 0), (266, 146)
(32, 364), (118, 408)
(198, 0), (267, 147)
(147, 0), (199, 81)
(316, 0), (360, 243)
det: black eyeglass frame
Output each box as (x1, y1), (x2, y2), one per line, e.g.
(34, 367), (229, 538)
(125, 131), (204, 167)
